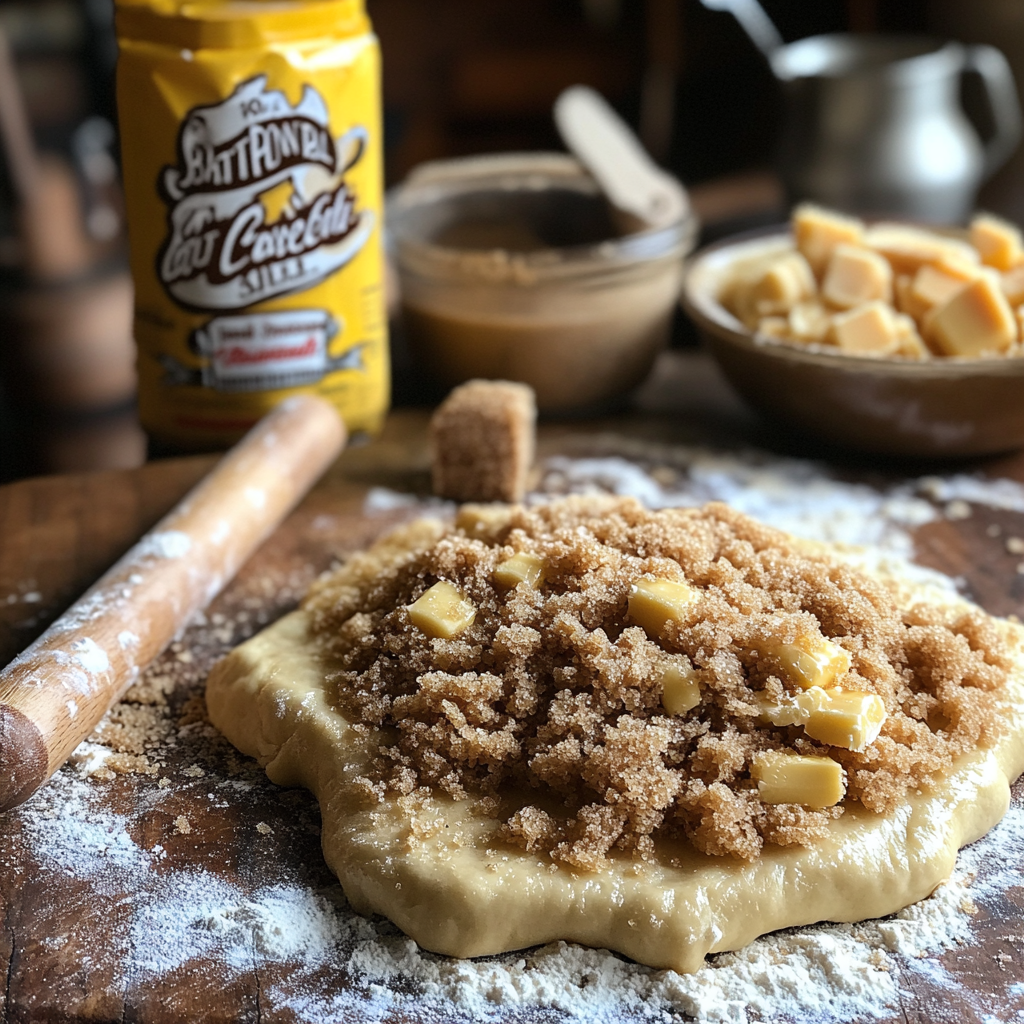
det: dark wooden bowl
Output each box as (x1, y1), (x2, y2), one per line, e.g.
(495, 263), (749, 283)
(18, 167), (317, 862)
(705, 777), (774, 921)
(681, 232), (1024, 459)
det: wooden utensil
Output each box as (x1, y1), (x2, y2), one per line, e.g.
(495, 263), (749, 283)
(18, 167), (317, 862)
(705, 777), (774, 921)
(553, 85), (690, 232)
(0, 395), (345, 811)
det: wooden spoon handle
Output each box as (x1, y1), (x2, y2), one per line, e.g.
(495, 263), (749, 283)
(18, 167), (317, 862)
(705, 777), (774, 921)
(0, 395), (345, 810)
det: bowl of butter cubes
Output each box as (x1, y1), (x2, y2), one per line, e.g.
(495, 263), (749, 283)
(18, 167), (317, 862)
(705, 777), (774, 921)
(681, 204), (1024, 458)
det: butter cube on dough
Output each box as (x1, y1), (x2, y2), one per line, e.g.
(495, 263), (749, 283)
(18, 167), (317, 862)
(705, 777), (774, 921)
(829, 302), (901, 356)
(752, 752), (845, 809)
(793, 204), (864, 277)
(799, 688), (887, 751)
(494, 552), (544, 589)
(408, 581), (477, 639)
(661, 661), (702, 715)
(821, 244), (893, 309)
(764, 635), (851, 691)
(628, 578), (699, 638)
(927, 276), (1017, 356)
(971, 213), (1024, 271)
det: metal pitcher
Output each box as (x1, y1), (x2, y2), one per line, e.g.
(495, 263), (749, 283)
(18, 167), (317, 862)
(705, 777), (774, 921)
(772, 35), (1023, 222)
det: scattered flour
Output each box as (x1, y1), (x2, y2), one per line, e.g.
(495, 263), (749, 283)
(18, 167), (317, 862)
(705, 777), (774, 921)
(72, 637), (110, 674)
(13, 761), (1024, 1024)
(134, 530), (193, 561)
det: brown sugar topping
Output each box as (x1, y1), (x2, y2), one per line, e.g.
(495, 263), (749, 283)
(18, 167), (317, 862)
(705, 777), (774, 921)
(304, 498), (1011, 870)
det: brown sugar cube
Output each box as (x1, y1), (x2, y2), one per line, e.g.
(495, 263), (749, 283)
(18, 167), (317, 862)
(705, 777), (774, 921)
(431, 379), (536, 502)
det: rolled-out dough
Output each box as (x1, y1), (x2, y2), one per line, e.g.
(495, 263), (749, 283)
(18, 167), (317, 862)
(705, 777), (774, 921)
(205, 523), (1024, 974)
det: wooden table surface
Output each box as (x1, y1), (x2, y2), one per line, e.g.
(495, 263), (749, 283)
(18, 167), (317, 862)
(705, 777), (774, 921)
(1, 351), (1023, 1023)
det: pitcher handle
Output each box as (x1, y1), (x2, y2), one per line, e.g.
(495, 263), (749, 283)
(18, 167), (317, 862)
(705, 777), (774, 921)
(962, 44), (1023, 180)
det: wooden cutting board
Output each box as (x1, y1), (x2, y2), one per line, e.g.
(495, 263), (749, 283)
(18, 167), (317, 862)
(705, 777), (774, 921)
(1, 383), (1023, 1024)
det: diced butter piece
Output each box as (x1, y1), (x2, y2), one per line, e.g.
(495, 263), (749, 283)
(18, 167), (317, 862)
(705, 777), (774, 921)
(800, 687), (887, 751)
(971, 213), (1024, 271)
(765, 635), (851, 690)
(864, 223), (978, 276)
(829, 301), (900, 356)
(821, 244), (893, 309)
(752, 751), (845, 808)
(455, 504), (514, 540)
(493, 552), (545, 589)
(760, 686), (888, 752)
(628, 577), (699, 637)
(793, 204), (864, 277)
(757, 316), (791, 340)
(748, 251), (816, 315)
(1001, 264), (1024, 307)
(895, 274), (928, 321)
(927, 275), (1017, 356)
(788, 300), (833, 343)
(661, 661), (701, 715)
(911, 258), (980, 311)
(408, 580), (477, 639)
(894, 314), (929, 360)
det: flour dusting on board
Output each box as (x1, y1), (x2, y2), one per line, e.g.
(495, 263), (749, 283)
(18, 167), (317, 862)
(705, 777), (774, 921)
(6, 441), (1024, 1024)
(10, 758), (1024, 1024)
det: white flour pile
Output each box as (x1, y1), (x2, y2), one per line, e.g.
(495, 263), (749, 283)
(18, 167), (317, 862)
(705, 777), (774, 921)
(8, 440), (1024, 1024)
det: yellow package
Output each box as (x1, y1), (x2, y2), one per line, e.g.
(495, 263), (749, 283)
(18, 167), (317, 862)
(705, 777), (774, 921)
(115, 0), (388, 451)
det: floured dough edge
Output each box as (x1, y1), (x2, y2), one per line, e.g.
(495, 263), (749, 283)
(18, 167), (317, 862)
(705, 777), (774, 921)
(205, 539), (1024, 975)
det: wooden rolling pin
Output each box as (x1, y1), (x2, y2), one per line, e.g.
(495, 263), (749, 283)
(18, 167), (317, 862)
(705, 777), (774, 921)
(0, 395), (345, 811)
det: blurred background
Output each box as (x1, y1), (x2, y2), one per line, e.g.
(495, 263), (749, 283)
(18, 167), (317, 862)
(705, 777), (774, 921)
(3, 0), (1024, 481)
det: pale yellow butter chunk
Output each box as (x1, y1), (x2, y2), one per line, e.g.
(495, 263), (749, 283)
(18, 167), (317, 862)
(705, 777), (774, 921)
(799, 687), (887, 751)
(971, 213), (1024, 271)
(1001, 264), (1024, 307)
(911, 258), (980, 311)
(788, 300), (833, 343)
(792, 204), (864, 277)
(927, 276), (1017, 356)
(864, 223), (978, 276)
(766, 635), (851, 690)
(821, 244), (893, 309)
(829, 302), (900, 356)
(455, 504), (514, 541)
(408, 580), (477, 639)
(894, 314), (929, 360)
(628, 577), (699, 638)
(760, 686), (887, 752)
(661, 661), (701, 715)
(748, 252), (816, 315)
(895, 274), (928, 322)
(752, 751), (846, 808)
(757, 316), (791, 340)
(494, 552), (544, 589)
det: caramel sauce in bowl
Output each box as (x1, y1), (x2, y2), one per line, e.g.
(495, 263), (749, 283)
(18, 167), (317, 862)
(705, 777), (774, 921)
(388, 153), (697, 413)
(682, 229), (1024, 458)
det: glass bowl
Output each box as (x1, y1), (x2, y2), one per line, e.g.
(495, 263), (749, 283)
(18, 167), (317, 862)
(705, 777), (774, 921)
(387, 153), (698, 413)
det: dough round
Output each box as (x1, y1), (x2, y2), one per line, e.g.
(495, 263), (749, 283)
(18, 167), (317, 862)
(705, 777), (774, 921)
(205, 510), (1024, 974)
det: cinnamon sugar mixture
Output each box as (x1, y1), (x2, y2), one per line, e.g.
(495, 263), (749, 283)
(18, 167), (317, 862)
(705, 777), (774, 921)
(305, 497), (1010, 870)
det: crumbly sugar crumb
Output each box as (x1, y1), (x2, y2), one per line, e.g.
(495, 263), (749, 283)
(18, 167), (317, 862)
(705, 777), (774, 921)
(305, 497), (1010, 870)
(430, 379), (536, 503)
